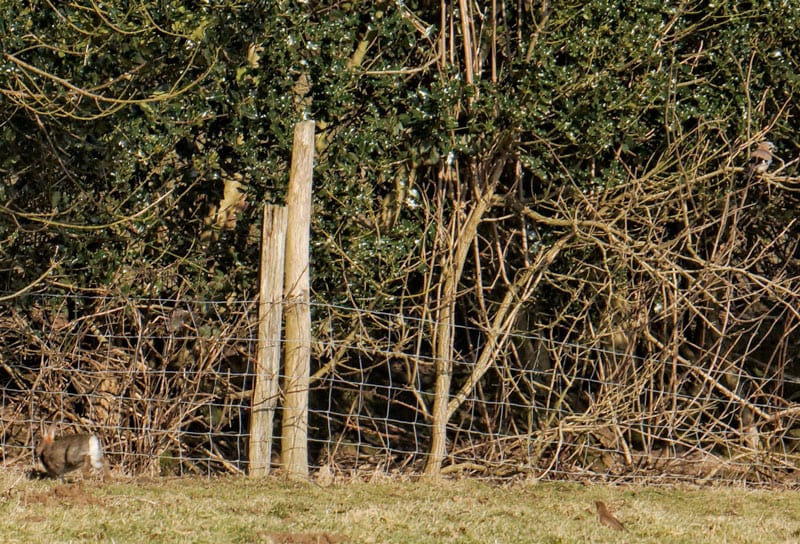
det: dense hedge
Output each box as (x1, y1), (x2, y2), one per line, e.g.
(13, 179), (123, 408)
(1, 2), (797, 302)
(3, 1), (800, 477)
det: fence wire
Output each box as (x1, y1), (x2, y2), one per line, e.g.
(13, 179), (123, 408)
(1, 294), (799, 486)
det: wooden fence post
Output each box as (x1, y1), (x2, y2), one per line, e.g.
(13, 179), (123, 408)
(281, 120), (315, 479)
(249, 204), (287, 477)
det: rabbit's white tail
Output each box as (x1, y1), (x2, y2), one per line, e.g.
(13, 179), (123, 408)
(88, 435), (104, 470)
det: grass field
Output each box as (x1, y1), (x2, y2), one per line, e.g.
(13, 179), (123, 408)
(2, 469), (799, 543)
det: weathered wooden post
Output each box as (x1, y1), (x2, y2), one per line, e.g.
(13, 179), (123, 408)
(281, 120), (315, 479)
(249, 204), (287, 477)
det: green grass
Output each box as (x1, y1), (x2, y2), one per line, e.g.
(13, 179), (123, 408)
(2, 470), (799, 543)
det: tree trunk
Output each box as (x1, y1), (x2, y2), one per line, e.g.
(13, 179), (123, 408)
(424, 138), (512, 476)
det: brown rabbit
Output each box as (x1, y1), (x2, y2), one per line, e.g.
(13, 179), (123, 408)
(36, 424), (106, 481)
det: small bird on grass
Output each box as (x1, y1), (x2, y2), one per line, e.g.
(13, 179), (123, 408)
(746, 141), (775, 180)
(595, 500), (627, 531)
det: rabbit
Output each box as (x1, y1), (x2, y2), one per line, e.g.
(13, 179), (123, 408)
(35, 423), (107, 482)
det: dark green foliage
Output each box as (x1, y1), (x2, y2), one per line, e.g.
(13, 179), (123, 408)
(3, 1), (800, 478)
(1, 0), (799, 330)
(0, 2), (435, 303)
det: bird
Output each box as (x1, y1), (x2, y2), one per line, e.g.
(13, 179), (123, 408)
(746, 141), (775, 180)
(595, 500), (627, 531)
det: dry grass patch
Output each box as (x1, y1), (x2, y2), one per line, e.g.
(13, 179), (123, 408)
(0, 469), (798, 543)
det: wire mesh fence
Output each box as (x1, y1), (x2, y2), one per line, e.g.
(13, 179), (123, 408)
(2, 293), (799, 485)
